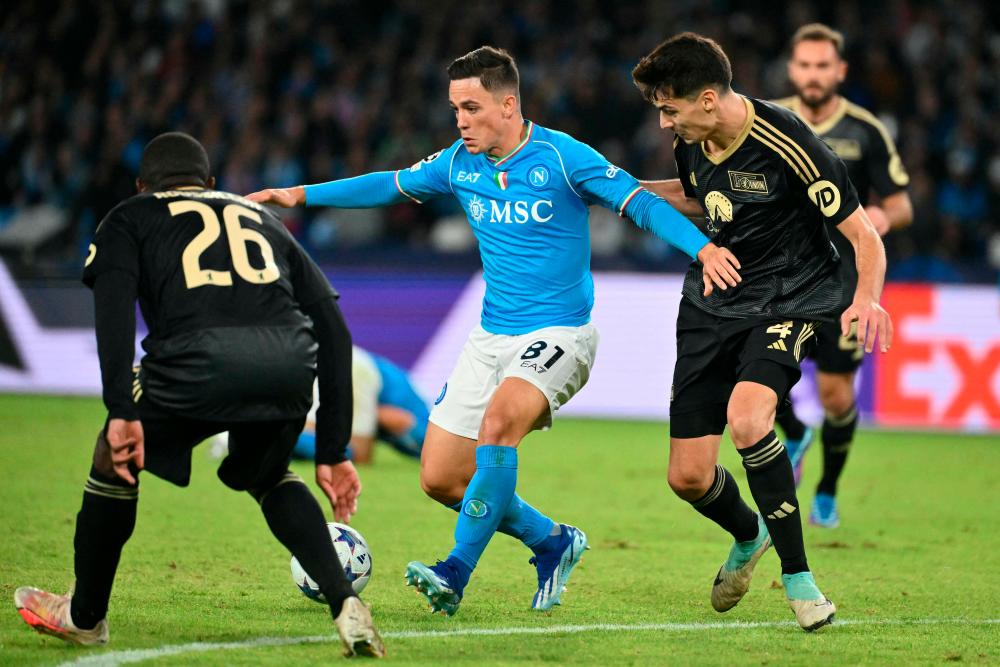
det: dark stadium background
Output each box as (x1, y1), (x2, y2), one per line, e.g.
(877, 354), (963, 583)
(1, 0), (997, 280)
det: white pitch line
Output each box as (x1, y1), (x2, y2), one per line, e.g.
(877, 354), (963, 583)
(56, 617), (1000, 667)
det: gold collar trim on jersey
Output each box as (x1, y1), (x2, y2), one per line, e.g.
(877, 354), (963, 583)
(803, 97), (848, 135)
(701, 96), (756, 165)
(750, 116), (820, 184)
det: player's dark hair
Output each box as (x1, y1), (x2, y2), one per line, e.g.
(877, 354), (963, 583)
(632, 32), (733, 102)
(790, 23), (845, 58)
(138, 132), (210, 189)
(447, 46), (520, 99)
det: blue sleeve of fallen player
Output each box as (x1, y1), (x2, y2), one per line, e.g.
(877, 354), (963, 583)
(304, 172), (407, 208)
(624, 189), (709, 260)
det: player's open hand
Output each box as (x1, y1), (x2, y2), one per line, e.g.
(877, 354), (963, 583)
(841, 299), (893, 353)
(245, 186), (305, 208)
(316, 461), (362, 523)
(106, 418), (144, 486)
(697, 243), (742, 297)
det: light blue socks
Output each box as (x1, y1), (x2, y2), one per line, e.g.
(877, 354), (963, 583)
(448, 446), (518, 577)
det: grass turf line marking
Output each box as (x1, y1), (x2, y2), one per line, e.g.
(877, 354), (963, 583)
(56, 618), (1000, 666)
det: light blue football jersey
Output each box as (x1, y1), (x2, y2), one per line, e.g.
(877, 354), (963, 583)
(395, 121), (646, 335)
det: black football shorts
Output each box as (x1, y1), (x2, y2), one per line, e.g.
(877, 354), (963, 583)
(808, 319), (864, 373)
(105, 391), (305, 493)
(669, 298), (822, 439)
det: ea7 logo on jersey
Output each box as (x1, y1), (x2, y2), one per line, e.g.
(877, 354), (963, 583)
(807, 180), (842, 218)
(728, 171), (768, 193)
(457, 171), (481, 183)
(409, 149), (444, 172)
(606, 164), (621, 178)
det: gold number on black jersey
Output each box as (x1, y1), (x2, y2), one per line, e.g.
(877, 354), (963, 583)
(169, 201), (280, 289)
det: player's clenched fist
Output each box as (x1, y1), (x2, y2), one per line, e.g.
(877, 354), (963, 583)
(697, 243), (742, 297)
(246, 186), (305, 208)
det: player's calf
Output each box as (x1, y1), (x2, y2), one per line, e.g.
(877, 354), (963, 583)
(738, 431), (810, 576)
(72, 460), (140, 633)
(254, 471), (358, 616)
(687, 464), (760, 543)
(816, 404), (858, 500)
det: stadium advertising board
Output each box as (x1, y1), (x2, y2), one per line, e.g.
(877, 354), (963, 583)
(0, 261), (996, 431)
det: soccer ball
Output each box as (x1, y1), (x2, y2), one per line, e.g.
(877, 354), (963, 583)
(290, 522), (372, 601)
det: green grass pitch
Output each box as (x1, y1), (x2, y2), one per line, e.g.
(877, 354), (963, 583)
(1, 395), (998, 665)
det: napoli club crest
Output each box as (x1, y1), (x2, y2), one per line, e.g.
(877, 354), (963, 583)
(528, 165), (550, 189)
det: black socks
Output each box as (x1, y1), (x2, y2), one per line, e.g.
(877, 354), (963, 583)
(739, 432), (809, 575)
(817, 404), (858, 496)
(257, 473), (356, 617)
(70, 466), (139, 629)
(689, 464), (760, 543)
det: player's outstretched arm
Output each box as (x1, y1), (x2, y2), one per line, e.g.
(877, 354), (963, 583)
(247, 172), (410, 210)
(247, 150), (457, 210)
(640, 179), (705, 218)
(246, 186), (305, 208)
(836, 206), (893, 353)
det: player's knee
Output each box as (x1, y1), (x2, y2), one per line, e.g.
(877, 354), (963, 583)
(478, 411), (520, 446)
(248, 470), (305, 505)
(819, 383), (854, 417)
(221, 456), (285, 495)
(419, 468), (466, 506)
(727, 409), (771, 448)
(667, 464), (713, 501)
(91, 430), (115, 480)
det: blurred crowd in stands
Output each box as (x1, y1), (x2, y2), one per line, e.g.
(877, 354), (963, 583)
(1, 0), (998, 281)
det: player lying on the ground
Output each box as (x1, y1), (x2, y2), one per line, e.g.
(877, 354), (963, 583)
(249, 45), (740, 616)
(634, 33), (892, 631)
(771, 23), (913, 528)
(294, 346), (430, 464)
(13, 133), (384, 658)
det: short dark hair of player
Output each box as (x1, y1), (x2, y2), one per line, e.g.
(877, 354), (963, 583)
(632, 32), (733, 103)
(790, 23), (845, 58)
(138, 132), (211, 190)
(447, 46), (520, 99)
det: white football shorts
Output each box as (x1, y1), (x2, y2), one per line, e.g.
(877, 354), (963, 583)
(429, 323), (599, 440)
